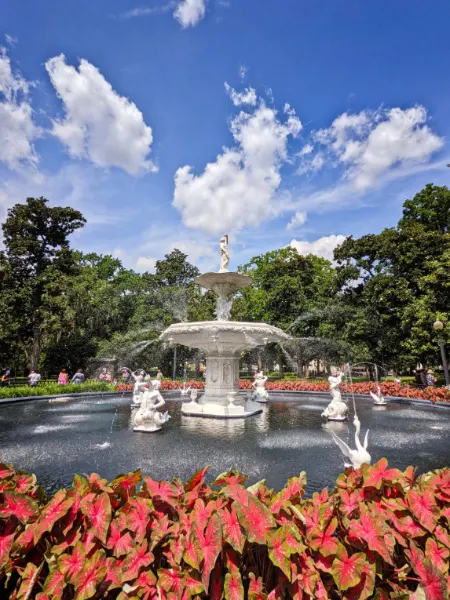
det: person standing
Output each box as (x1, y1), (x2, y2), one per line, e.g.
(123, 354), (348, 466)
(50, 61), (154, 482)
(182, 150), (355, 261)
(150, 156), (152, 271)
(58, 369), (68, 385)
(1, 370), (11, 387)
(71, 369), (85, 384)
(28, 370), (41, 387)
(156, 369), (163, 383)
(426, 369), (436, 387)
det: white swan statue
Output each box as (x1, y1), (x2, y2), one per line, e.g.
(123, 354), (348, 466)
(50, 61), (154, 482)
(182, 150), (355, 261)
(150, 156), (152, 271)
(370, 385), (386, 405)
(330, 414), (371, 469)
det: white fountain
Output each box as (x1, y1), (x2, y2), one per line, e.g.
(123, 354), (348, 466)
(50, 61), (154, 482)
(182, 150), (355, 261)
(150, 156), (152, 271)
(159, 235), (290, 418)
(370, 385), (387, 406)
(133, 380), (171, 433)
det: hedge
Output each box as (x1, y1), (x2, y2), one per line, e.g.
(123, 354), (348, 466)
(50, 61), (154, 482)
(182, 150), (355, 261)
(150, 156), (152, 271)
(0, 381), (114, 399)
(0, 459), (448, 598)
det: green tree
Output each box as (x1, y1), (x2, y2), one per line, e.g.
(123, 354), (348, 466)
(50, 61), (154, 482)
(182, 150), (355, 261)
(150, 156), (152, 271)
(0, 197), (85, 370)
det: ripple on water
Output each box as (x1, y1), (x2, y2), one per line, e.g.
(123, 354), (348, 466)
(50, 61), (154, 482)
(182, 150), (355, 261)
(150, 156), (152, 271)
(259, 430), (335, 450)
(32, 424), (73, 434)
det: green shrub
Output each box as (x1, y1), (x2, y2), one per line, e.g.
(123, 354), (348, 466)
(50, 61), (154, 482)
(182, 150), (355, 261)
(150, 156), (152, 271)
(0, 380), (113, 399)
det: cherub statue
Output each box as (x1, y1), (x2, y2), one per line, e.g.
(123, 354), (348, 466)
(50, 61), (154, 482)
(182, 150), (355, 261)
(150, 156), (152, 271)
(219, 234), (230, 273)
(133, 380), (170, 433)
(321, 370), (348, 421)
(131, 370), (147, 407)
(252, 370), (269, 403)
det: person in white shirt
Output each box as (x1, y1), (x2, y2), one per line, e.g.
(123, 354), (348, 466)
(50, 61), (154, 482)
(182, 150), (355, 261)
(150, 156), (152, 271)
(28, 370), (41, 387)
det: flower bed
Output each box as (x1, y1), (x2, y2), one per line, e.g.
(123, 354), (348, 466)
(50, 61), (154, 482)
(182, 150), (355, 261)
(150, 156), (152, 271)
(0, 459), (448, 599)
(116, 379), (450, 403)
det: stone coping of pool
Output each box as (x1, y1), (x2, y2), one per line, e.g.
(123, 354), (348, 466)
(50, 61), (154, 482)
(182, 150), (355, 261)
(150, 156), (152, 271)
(0, 389), (449, 409)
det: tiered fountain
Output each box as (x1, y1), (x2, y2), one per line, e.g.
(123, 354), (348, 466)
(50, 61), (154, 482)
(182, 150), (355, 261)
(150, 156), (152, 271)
(159, 235), (290, 418)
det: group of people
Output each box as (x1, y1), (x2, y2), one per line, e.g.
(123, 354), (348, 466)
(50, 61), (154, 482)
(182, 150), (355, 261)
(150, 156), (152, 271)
(414, 368), (437, 389)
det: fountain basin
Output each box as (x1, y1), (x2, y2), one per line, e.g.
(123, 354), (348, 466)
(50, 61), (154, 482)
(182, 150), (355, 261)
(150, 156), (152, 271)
(160, 321), (290, 418)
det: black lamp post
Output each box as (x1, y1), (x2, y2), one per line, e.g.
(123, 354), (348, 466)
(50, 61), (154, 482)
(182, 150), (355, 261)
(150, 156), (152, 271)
(433, 320), (450, 386)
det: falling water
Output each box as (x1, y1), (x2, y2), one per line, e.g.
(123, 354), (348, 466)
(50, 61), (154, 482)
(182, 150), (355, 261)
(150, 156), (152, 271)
(215, 297), (233, 321)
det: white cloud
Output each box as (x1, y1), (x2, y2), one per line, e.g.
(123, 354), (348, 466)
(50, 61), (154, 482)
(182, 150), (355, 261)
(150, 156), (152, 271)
(225, 82), (257, 106)
(5, 35), (18, 47)
(239, 65), (248, 81)
(136, 256), (157, 272)
(313, 106), (443, 190)
(297, 151), (325, 175)
(174, 0), (207, 28)
(0, 48), (40, 171)
(173, 88), (301, 235)
(287, 210), (307, 230)
(45, 54), (157, 176)
(290, 234), (347, 262)
(119, 2), (176, 18)
(168, 239), (214, 264)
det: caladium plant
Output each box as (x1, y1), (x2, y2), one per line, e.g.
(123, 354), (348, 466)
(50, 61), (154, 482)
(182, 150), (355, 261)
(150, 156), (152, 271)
(0, 459), (448, 598)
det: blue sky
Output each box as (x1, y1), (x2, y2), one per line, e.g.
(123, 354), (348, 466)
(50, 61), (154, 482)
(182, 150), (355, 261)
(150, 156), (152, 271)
(1, 0), (450, 272)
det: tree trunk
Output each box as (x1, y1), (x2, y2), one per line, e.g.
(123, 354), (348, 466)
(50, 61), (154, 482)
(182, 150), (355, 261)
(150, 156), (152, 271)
(30, 328), (41, 371)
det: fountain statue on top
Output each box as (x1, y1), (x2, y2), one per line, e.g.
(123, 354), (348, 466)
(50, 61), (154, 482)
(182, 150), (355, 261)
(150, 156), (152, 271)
(133, 380), (171, 433)
(329, 413), (371, 469)
(159, 235), (290, 418)
(370, 385), (386, 406)
(252, 370), (269, 403)
(321, 368), (349, 421)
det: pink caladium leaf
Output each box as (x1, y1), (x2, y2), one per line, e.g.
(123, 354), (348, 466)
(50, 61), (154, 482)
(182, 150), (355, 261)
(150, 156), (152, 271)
(110, 470), (142, 496)
(107, 520), (134, 557)
(184, 466), (210, 492)
(434, 526), (450, 550)
(331, 546), (366, 591)
(42, 569), (65, 598)
(222, 482), (251, 507)
(15, 561), (43, 600)
(0, 522), (15, 569)
(85, 472), (112, 494)
(14, 472), (37, 495)
(344, 561), (376, 600)
(80, 492), (111, 544)
(347, 507), (393, 564)
(183, 532), (200, 571)
(267, 525), (293, 580)
(224, 569), (244, 600)
(236, 494), (276, 544)
(408, 489), (438, 532)
(58, 542), (86, 582)
(425, 538), (449, 574)
(248, 573), (267, 600)
(103, 557), (122, 590)
(183, 573), (204, 599)
(194, 513), (222, 589)
(191, 498), (216, 531)
(72, 552), (107, 600)
(221, 505), (245, 553)
(0, 490), (38, 523)
(143, 477), (178, 508)
(121, 541), (154, 582)
(213, 469), (247, 487)
(362, 459), (403, 490)
(127, 497), (153, 543)
(309, 517), (339, 557)
(416, 559), (448, 600)
(158, 569), (186, 600)
(34, 489), (74, 543)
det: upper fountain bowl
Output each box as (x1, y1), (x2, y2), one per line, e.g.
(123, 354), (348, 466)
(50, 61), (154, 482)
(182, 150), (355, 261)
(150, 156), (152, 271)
(159, 321), (291, 354)
(194, 271), (252, 298)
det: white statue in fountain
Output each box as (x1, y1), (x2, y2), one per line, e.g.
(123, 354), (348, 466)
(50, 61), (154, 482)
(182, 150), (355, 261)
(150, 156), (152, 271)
(219, 234), (230, 273)
(321, 370), (348, 421)
(329, 413), (371, 469)
(133, 380), (171, 433)
(370, 385), (386, 405)
(252, 371), (269, 403)
(131, 372), (147, 407)
(180, 382), (191, 397)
